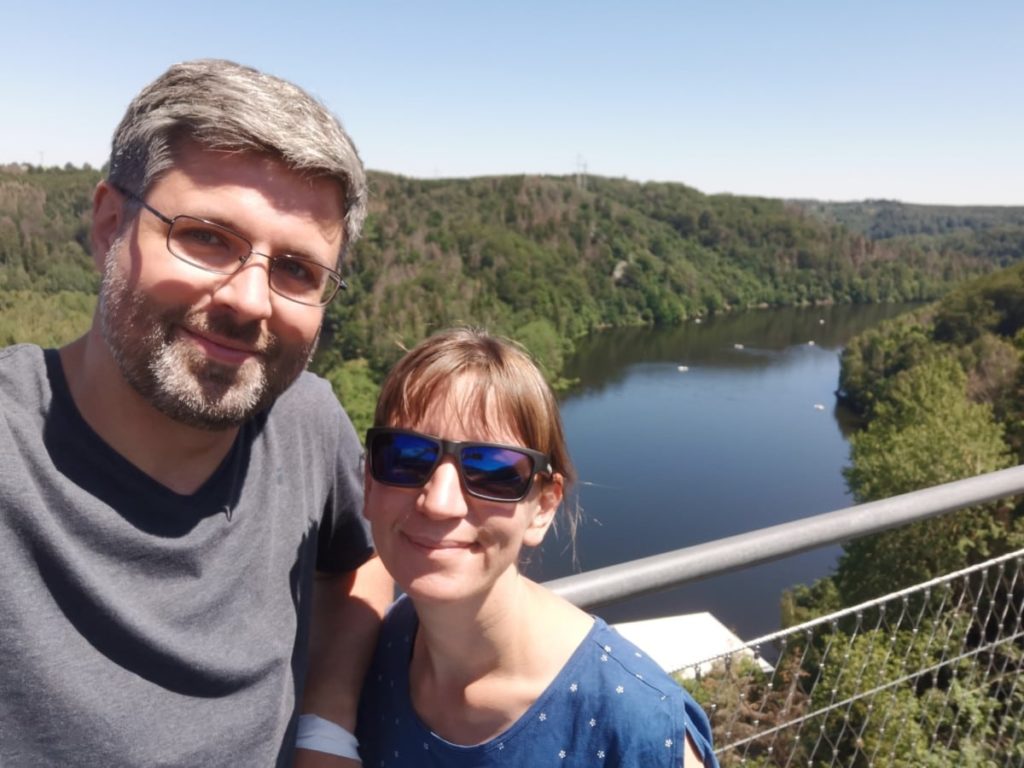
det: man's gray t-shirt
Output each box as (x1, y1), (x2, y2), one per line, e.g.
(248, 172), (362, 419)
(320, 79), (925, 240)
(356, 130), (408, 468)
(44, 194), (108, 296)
(0, 344), (373, 767)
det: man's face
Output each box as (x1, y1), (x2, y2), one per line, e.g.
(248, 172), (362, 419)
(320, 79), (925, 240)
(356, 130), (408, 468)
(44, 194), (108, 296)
(97, 145), (346, 430)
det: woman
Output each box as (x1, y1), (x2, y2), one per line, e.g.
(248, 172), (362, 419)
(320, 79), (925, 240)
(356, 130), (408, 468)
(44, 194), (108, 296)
(357, 328), (717, 767)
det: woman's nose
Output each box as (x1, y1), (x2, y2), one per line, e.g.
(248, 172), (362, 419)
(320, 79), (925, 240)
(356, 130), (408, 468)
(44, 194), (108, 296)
(417, 458), (469, 519)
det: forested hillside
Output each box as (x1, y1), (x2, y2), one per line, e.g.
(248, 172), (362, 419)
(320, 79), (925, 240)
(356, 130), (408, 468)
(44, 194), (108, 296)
(0, 164), (100, 293)
(321, 173), (1022, 380)
(796, 198), (1024, 291)
(727, 261), (1024, 763)
(796, 198), (1024, 240)
(4, 163), (1024, 415)
(680, 261), (1024, 764)
(832, 261), (1024, 597)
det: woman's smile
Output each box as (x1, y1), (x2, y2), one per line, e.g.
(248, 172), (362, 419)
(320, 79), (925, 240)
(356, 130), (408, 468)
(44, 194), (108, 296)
(401, 530), (478, 556)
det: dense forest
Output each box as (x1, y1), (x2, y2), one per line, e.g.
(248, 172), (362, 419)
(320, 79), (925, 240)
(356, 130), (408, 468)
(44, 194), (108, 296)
(684, 261), (1024, 764)
(795, 198), (1024, 242)
(834, 260), (1024, 599)
(814, 262), (1024, 762)
(326, 174), (1021, 379)
(4, 162), (1024, 429)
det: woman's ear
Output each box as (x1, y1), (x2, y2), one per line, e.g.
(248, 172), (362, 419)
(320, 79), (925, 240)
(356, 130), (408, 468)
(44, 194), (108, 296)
(523, 472), (563, 548)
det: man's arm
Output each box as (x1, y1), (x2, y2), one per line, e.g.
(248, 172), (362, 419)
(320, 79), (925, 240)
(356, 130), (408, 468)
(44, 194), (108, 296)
(294, 555), (393, 768)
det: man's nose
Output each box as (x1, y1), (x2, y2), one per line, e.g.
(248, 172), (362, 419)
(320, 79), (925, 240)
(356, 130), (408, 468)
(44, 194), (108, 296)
(418, 459), (470, 520)
(213, 254), (274, 321)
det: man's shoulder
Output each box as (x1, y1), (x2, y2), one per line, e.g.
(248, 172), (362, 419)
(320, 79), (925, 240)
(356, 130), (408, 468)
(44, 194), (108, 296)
(0, 343), (47, 374)
(260, 370), (360, 458)
(272, 370), (339, 414)
(262, 370), (342, 433)
(0, 343), (50, 408)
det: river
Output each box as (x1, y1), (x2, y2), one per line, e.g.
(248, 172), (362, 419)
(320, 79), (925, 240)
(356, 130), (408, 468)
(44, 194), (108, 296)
(527, 303), (918, 641)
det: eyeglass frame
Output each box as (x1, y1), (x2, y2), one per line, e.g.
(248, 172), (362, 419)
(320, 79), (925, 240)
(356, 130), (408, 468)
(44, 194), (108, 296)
(110, 182), (348, 307)
(365, 427), (554, 503)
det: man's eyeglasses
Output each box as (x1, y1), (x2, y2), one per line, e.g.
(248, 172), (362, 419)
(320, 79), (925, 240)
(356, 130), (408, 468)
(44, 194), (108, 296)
(113, 183), (347, 307)
(366, 427), (553, 503)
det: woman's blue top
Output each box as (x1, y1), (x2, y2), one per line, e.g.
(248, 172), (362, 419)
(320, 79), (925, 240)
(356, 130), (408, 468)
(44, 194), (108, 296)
(357, 596), (719, 767)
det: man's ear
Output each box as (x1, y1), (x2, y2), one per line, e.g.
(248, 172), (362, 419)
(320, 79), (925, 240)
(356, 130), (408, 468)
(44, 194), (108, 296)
(524, 472), (564, 548)
(90, 180), (124, 270)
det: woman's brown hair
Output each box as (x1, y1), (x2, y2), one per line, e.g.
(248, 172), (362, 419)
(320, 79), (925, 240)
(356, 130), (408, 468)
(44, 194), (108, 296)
(373, 327), (576, 491)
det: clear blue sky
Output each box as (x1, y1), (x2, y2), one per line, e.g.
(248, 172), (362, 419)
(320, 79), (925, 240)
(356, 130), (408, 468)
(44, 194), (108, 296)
(2, 1), (1021, 205)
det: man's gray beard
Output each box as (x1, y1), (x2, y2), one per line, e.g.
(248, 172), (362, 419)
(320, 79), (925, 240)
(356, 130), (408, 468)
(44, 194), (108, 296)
(99, 242), (319, 430)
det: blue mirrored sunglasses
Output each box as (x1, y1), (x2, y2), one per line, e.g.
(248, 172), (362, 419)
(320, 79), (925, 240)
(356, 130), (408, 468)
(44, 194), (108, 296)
(366, 427), (552, 502)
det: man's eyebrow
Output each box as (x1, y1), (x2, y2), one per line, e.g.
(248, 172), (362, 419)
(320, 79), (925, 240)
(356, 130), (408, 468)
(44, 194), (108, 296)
(177, 206), (241, 232)
(189, 211), (331, 265)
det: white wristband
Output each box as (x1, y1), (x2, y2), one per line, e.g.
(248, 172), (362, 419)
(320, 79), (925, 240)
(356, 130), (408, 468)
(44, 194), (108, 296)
(296, 714), (361, 762)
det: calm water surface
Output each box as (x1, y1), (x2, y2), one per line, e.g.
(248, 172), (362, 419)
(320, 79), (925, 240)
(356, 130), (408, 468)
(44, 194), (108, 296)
(527, 304), (917, 641)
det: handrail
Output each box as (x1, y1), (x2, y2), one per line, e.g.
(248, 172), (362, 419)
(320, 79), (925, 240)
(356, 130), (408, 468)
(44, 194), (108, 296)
(544, 464), (1024, 610)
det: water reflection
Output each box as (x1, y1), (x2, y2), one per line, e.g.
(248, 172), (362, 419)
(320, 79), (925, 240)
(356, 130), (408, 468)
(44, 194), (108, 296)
(533, 303), (917, 640)
(562, 304), (915, 397)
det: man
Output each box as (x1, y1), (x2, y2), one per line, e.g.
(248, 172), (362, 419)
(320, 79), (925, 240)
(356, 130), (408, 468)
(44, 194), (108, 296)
(0, 60), (392, 767)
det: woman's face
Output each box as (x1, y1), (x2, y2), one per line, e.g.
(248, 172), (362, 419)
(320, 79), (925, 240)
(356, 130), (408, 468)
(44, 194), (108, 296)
(364, 379), (563, 607)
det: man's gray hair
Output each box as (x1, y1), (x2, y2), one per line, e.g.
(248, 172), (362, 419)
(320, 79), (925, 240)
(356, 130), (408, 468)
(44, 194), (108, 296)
(107, 58), (367, 252)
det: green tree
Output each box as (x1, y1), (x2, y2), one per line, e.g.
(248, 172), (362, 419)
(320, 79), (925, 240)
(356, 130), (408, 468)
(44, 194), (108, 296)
(323, 358), (381, 438)
(512, 318), (567, 381)
(805, 617), (1004, 767)
(0, 290), (95, 347)
(839, 356), (1015, 604)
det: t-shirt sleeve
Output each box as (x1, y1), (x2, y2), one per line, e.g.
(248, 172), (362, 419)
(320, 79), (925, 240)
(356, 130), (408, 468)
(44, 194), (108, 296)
(315, 390), (374, 573)
(680, 687), (719, 767)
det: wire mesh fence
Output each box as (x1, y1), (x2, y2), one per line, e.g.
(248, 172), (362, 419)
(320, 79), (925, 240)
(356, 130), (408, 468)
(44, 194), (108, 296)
(675, 548), (1024, 767)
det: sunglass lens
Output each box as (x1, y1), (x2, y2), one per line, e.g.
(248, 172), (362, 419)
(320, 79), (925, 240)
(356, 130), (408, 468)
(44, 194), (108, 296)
(460, 446), (533, 501)
(371, 432), (439, 486)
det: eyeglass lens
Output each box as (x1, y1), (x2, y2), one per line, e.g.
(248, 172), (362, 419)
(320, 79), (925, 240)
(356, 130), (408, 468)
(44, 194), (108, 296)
(168, 217), (337, 305)
(368, 430), (538, 501)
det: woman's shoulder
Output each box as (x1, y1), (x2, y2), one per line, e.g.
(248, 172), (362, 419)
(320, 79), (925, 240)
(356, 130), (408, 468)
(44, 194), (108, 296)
(566, 617), (690, 714)
(375, 594), (418, 650)
(562, 617), (718, 766)
(362, 596), (418, 692)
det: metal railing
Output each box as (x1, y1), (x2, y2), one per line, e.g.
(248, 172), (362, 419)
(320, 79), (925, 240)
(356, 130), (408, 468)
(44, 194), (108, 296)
(546, 464), (1024, 610)
(677, 548), (1024, 766)
(545, 465), (1024, 766)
